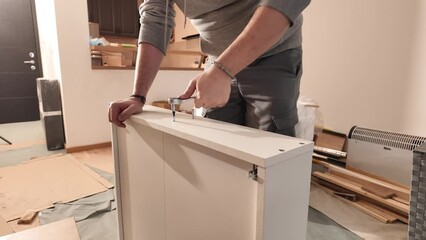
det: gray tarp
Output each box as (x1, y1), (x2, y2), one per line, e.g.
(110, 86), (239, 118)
(39, 167), (118, 240)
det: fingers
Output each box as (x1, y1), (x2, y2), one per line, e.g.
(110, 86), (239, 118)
(108, 100), (143, 128)
(119, 104), (142, 122)
(178, 79), (197, 99)
(194, 97), (205, 108)
(108, 102), (126, 128)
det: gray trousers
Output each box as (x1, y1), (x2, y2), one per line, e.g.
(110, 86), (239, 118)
(205, 47), (302, 137)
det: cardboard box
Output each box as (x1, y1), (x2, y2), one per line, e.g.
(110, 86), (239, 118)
(102, 52), (134, 67)
(89, 22), (99, 38)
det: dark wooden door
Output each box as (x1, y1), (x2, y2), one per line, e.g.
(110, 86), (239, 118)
(117, 0), (139, 37)
(88, 0), (139, 38)
(0, 0), (42, 124)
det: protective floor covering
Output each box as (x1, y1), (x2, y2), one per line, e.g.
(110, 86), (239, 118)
(310, 183), (408, 240)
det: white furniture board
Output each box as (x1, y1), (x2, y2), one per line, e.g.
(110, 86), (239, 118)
(113, 106), (313, 240)
(163, 134), (258, 240)
(0, 218), (80, 240)
(129, 105), (312, 168)
(115, 124), (166, 240)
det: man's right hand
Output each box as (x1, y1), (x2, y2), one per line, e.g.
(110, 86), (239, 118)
(108, 99), (143, 128)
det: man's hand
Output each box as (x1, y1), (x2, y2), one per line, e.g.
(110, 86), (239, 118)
(108, 99), (143, 128)
(179, 66), (232, 108)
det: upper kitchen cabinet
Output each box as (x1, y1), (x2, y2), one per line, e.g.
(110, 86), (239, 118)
(87, 0), (140, 38)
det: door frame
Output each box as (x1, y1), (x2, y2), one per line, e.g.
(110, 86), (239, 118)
(30, 0), (43, 78)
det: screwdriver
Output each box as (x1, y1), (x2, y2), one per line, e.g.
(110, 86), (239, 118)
(167, 96), (196, 122)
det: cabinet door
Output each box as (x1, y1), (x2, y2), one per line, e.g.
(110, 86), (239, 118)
(97, 0), (115, 35)
(115, 0), (139, 37)
(87, 0), (138, 37)
(163, 134), (258, 240)
(115, 124), (166, 240)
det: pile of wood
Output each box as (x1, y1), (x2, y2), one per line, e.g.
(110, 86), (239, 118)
(312, 159), (410, 224)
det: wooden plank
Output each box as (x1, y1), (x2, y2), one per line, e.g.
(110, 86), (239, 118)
(315, 129), (346, 151)
(311, 181), (407, 224)
(90, 45), (137, 53)
(17, 210), (38, 224)
(313, 159), (410, 201)
(358, 201), (408, 224)
(312, 171), (409, 215)
(361, 182), (396, 199)
(338, 198), (391, 223)
(312, 181), (394, 223)
(391, 196), (410, 206)
(346, 165), (410, 190)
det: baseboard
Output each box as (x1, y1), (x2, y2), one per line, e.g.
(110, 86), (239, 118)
(66, 142), (111, 153)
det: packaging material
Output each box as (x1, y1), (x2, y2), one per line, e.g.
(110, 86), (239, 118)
(295, 96), (320, 141)
(89, 37), (110, 46)
(102, 52), (133, 67)
(0, 154), (112, 221)
(0, 215), (13, 236)
(89, 22), (99, 38)
(91, 50), (102, 66)
(36, 78), (65, 150)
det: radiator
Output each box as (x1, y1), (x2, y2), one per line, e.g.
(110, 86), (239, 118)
(347, 126), (426, 186)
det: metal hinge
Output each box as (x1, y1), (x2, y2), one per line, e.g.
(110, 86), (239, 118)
(248, 164), (258, 181)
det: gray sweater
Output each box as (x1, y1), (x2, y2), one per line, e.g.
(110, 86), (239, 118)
(138, 0), (311, 58)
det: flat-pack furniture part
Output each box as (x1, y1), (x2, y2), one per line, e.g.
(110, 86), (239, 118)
(112, 106), (313, 240)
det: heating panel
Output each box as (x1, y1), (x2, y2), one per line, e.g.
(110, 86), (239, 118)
(347, 126), (426, 186)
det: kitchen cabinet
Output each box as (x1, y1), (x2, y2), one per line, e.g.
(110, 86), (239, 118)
(87, 0), (139, 38)
(113, 106), (313, 240)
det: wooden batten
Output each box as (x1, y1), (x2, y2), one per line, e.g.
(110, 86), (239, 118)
(312, 180), (409, 224)
(313, 159), (410, 201)
(346, 165), (410, 190)
(312, 171), (409, 216)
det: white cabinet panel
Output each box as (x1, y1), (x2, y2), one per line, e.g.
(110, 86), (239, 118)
(163, 134), (257, 240)
(115, 124), (166, 240)
(113, 106), (313, 240)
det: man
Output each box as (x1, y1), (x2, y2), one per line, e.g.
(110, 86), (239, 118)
(109, 0), (310, 137)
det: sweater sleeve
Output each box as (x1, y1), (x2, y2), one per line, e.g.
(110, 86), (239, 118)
(138, 0), (176, 54)
(259, 0), (311, 24)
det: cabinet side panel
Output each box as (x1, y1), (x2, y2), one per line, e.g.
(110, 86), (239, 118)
(115, 122), (166, 240)
(256, 167), (265, 240)
(263, 152), (312, 240)
(164, 134), (258, 240)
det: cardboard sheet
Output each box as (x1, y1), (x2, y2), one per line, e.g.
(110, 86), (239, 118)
(71, 147), (114, 174)
(309, 184), (408, 240)
(0, 216), (13, 237)
(0, 154), (112, 221)
(0, 218), (80, 240)
(0, 140), (45, 152)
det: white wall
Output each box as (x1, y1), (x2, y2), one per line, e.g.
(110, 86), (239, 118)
(35, 0), (200, 148)
(35, 0), (426, 148)
(302, 0), (426, 137)
(34, 0), (61, 80)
